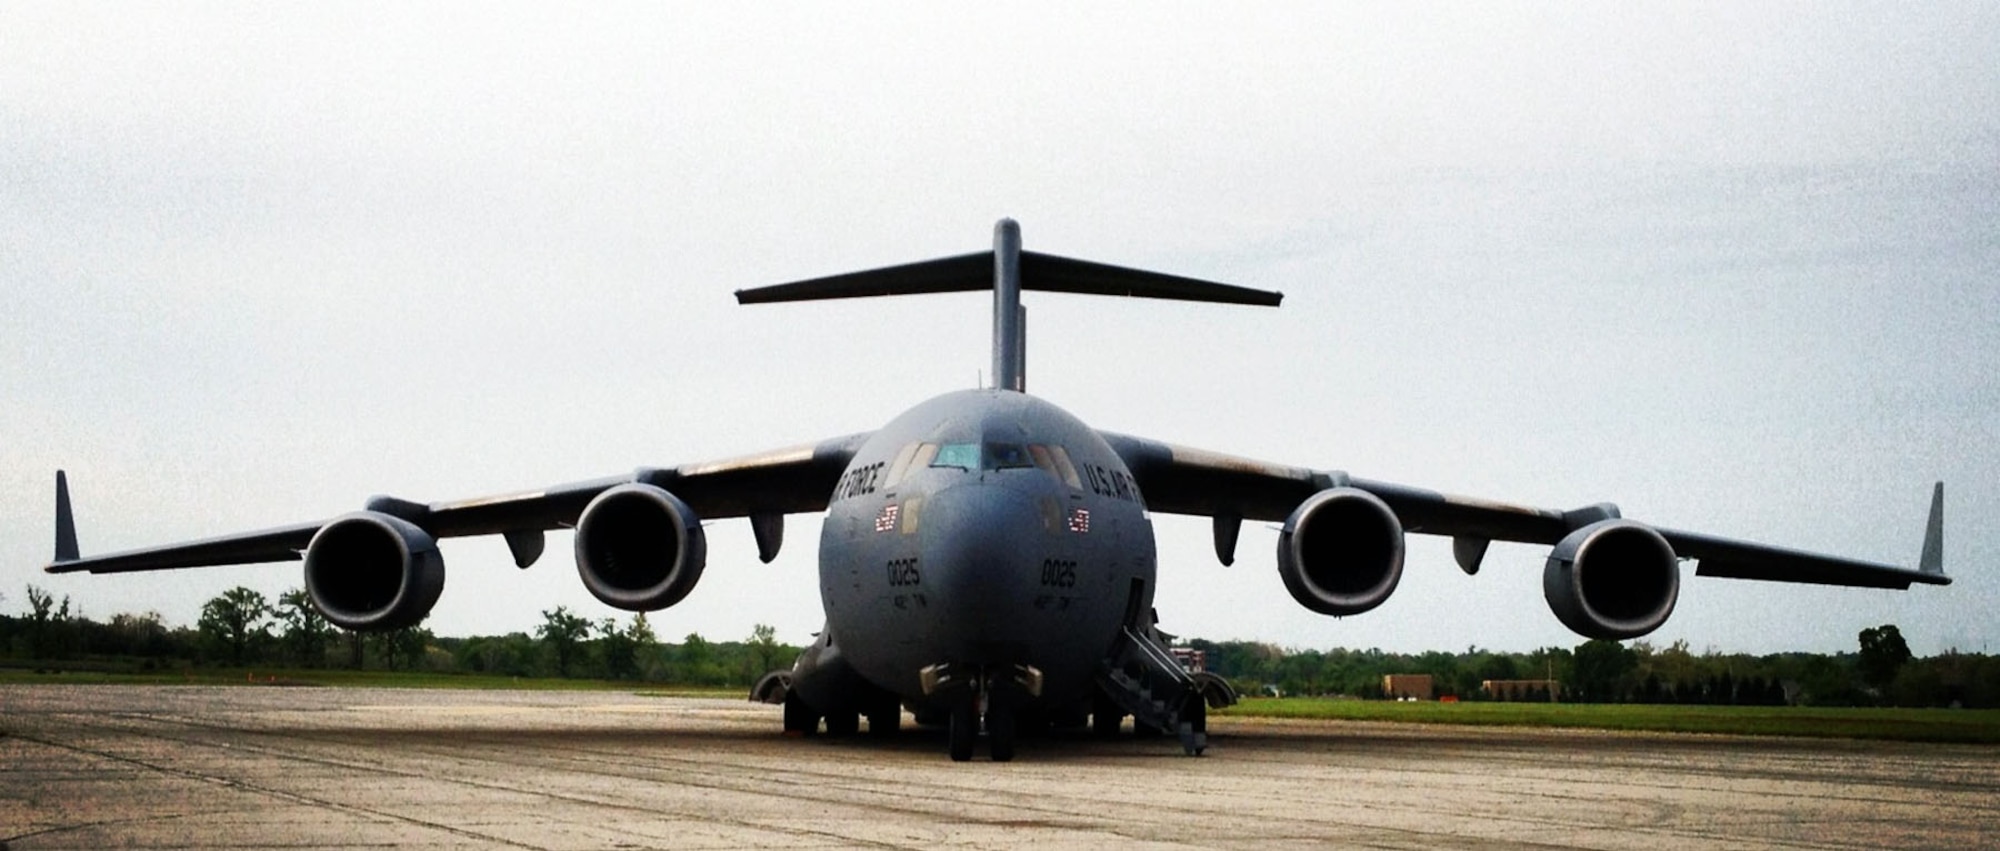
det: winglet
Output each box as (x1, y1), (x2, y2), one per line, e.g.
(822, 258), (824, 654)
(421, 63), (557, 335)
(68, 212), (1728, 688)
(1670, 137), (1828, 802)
(54, 470), (80, 563)
(1918, 481), (1944, 576)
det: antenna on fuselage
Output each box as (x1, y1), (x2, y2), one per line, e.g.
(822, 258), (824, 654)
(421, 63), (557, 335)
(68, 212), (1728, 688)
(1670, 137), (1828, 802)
(733, 219), (1284, 394)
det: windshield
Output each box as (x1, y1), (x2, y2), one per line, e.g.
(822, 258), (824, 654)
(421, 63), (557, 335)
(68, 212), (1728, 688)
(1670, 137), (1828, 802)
(931, 443), (980, 470)
(917, 441), (1081, 487)
(927, 442), (1043, 471)
(984, 443), (1036, 469)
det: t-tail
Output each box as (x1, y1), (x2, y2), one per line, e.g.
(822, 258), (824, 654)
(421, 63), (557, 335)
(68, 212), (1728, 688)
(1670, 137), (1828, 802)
(734, 219), (1282, 393)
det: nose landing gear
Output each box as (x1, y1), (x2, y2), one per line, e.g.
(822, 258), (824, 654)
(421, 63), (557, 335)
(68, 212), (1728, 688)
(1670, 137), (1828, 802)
(923, 662), (1040, 762)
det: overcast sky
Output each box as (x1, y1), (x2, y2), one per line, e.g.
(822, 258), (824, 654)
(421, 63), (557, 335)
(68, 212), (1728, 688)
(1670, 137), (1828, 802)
(5, 3), (1995, 656)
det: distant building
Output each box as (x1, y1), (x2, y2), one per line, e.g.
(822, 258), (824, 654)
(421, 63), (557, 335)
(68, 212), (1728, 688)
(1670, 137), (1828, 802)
(1382, 674), (1434, 700)
(1169, 647), (1207, 674)
(1482, 679), (1560, 702)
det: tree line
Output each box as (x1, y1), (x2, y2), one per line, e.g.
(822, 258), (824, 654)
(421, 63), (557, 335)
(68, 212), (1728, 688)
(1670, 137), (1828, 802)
(6, 584), (1995, 707)
(2, 584), (798, 687)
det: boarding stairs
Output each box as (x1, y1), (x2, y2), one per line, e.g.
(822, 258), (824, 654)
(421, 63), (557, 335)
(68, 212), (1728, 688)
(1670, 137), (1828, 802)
(1096, 623), (1234, 756)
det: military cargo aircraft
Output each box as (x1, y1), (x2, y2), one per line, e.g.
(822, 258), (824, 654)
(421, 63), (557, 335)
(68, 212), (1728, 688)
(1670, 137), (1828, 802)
(47, 219), (1948, 761)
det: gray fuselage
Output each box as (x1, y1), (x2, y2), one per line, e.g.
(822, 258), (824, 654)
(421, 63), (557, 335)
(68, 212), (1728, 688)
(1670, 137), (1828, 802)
(817, 389), (1156, 711)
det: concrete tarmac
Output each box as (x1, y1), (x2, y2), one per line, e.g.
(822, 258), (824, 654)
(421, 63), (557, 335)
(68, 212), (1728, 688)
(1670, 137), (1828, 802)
(2, 685), (1996, 850)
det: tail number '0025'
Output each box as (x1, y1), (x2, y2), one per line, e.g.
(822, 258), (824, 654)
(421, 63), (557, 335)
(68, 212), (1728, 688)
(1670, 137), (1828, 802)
(886, 557), (921, 587)
(1039, 558), (1077, 588)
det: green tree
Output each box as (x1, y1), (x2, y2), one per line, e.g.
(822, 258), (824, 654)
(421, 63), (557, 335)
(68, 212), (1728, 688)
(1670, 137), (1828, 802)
(1858, 624), (1913, 692)
(1571, 639), (1637, 703)
(198, 586), (271, 666)
(23, 584), (78, 660)
(107, 611), (170, 658)
(1794, 653), (1861, 706)
(275, 589), (333, 668)
(628, 612), (657, 644)
(343, 628), (366, 669)
(597, 618), (639, 680)
(537, 606), (591, 677)
(378, 626), (434, 671)
(626, 613), (663, 679)
(455, 632), (539, 676)
(678, 632), (724, 685)
(748, 623), (784, 674)
(26, 585), (54, 621)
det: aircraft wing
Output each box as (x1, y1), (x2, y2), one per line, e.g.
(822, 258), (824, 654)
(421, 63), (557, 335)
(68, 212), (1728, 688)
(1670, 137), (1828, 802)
(1101, 431), (1948, 590)
(45, 432), (872, 574)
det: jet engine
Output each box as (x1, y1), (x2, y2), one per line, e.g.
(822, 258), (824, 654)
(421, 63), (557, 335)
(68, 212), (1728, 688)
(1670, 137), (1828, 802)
(1276, 487), (1406, 616)
(573, 483), (708, 611)
(304, 511), (445, 631)
(1542, 519), (1680, 640)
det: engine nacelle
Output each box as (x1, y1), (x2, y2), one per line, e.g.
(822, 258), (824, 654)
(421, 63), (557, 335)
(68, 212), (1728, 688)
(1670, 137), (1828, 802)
(1276, 487), (1406, 616)
(304, 511), (445, 632)
(574, 483), (707, 611)
(1542, 519), (1680, 640)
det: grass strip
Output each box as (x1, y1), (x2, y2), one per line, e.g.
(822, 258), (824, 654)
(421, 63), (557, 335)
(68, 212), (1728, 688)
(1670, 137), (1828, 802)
(1219, 697), (2000, 744)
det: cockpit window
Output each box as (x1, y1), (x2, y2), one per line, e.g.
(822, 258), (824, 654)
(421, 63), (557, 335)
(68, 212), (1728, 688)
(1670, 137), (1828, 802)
(922, 441), (1082, 486)
(931, 443), (980, 470)
(984, 443), (1036, 470)
(1027, 444), (1056, 474)
(1045, 444), (1083, 489)
(883, 442), (923, 489)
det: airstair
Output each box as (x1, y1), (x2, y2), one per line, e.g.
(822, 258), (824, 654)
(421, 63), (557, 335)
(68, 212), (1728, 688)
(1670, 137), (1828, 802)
(1096, 622), (1237, 755)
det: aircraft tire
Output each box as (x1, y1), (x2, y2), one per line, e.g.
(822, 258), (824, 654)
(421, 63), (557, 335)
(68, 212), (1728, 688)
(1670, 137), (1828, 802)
(866, 705), (900, 737)
(1180, 694), (1208, 756)
(824, 711), (860, 737)
(782, 691), (821, 737)
(1092, 709), (1123, 738)
(1091, 691), (1124, 738)
(987, 706), (1017, 763)
(948, 702), (976, 762)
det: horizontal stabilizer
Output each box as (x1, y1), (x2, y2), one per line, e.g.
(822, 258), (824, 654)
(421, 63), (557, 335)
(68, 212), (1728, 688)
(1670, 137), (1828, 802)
(736, 250), (1281, 307)
(736, 252), (991, 303)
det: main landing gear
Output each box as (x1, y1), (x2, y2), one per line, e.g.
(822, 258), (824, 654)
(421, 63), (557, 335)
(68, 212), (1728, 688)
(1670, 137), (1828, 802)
(774, 680), (902, 738)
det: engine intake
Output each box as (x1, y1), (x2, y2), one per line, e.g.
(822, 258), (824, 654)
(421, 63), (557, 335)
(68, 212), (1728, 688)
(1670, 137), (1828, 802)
(1542, 519), (1680, 640)
(1276, 487), (1406, 616)
(304, 511), (445, 631)
(574, 483), (707, 611)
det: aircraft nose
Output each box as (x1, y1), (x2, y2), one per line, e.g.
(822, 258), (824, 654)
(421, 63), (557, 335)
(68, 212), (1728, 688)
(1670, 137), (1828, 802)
(921, 481), (1048, 644)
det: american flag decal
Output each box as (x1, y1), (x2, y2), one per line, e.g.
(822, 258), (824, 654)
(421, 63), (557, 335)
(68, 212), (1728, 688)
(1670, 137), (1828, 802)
(874, 504), (900, 532)
(1067, 507), (1090, 534)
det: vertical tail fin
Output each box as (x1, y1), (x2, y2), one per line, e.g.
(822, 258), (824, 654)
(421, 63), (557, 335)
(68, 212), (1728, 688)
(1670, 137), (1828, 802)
(54, 470), (80, 563)
(991, 219), (1024, 392)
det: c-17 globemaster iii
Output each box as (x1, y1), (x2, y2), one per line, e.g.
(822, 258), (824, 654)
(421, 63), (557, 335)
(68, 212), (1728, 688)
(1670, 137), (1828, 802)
(47, 219), (1948, 761)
